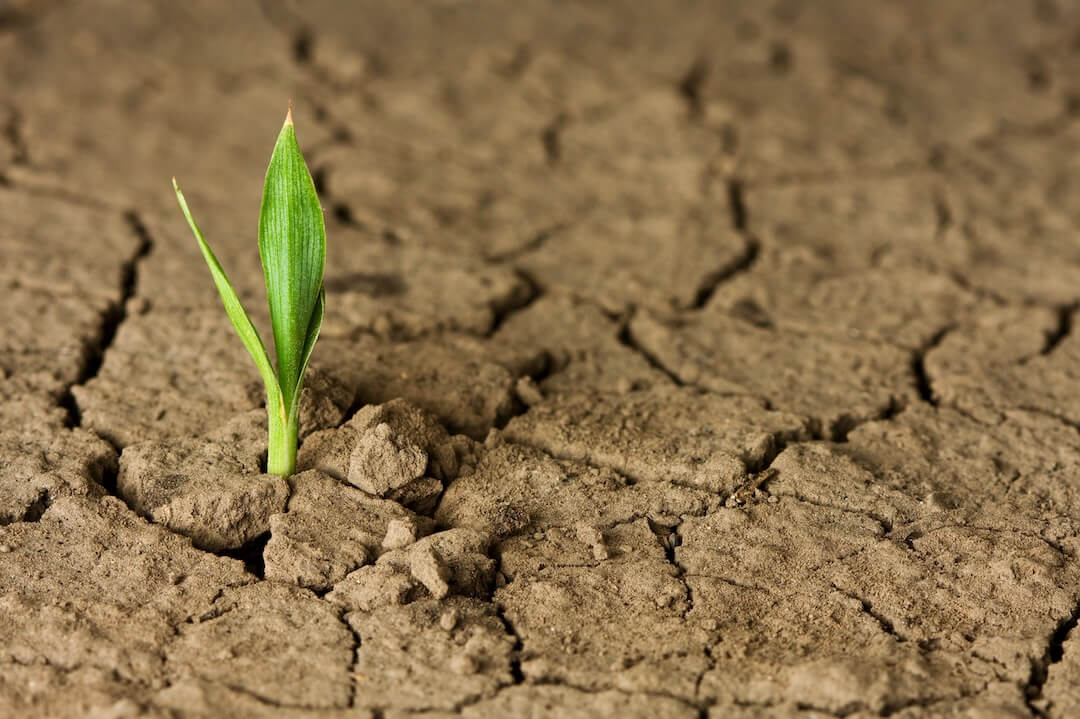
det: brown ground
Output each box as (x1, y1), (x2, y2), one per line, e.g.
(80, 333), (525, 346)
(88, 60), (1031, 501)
(3, 1), (1080, 717)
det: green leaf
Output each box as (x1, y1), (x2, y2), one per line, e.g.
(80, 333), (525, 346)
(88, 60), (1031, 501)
(259, 109), (326, 413)
(289, 286), (325, 423)
(172, 178), (285, 423)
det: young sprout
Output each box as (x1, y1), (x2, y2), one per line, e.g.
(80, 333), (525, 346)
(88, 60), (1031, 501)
(172, 106), (326, 478)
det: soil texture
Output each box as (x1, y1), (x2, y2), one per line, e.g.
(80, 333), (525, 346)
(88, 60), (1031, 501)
(4, 1), (1080, 717)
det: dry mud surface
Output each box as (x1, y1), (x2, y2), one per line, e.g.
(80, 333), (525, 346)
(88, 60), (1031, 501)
(5, 1), (1080, 717)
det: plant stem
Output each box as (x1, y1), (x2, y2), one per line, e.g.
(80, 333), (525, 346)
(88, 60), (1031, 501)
(266, 405), (298, 477)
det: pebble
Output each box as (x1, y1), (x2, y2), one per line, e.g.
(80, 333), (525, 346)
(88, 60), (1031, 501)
(440, 608), (459, 632)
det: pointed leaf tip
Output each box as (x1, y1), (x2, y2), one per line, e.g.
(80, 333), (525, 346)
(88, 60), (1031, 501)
(285, 102), (294, 126)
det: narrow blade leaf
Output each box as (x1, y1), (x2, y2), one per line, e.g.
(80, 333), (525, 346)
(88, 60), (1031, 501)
(259, 110), (326, 411)
(173, 178), (284, 418)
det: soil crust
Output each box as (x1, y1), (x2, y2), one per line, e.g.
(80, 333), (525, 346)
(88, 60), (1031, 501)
(5, 1), (1080, 717)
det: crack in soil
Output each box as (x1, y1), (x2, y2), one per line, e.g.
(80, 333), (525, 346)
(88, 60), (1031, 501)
(910, 325), (953, 407)
(1025, 600), (1080, 717)
(485, 268), (542, 335)
(219, 531), (271, 579)
(691, 175), (757, 308)
(486, 223), (569, 263)
(340, 608), (363, 709)
(615, 316), (686, 387)
(62, 210), (153, 428)
(831, 584), (908, 644)
(1036, 304), (1076, 359)
(6, 7), (1080, 717)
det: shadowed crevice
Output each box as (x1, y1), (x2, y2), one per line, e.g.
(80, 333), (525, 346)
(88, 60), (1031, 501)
(61, 210), (153, 428)
(1025, 601), (1080, 716)
(1038, 305), (1075, 358)
(220, 531), (270, 579)
(911, 326), (953, 407)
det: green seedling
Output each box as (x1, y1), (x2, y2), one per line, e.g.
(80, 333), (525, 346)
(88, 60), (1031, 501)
(172, 106), (325, 478)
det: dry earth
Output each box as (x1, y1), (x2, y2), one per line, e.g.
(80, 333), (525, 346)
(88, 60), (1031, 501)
(4, 1), (1080, 717)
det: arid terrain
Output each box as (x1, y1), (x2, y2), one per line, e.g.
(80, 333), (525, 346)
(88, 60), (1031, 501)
(4, 1), (1080, 717)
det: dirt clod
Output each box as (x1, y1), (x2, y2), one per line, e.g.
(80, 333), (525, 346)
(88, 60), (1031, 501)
(348, 421), (428, 495)
(264, 469), (432, 591)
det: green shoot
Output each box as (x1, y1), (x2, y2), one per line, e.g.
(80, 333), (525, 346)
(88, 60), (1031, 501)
(173, 106), (326, 477)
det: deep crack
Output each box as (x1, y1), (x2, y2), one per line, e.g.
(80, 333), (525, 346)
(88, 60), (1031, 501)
(494, 601), (526, 686)
(616, 316), (685, 387)
(1025, 600), (1080, 716)
(220, 531), (270, 579)
(62, 210), (153, 428)
(911, 326), (953, 407)
(1037, 304), (1075, 359)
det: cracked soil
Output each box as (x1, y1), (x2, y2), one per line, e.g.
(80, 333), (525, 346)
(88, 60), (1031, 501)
(4, 1), (1080, 717)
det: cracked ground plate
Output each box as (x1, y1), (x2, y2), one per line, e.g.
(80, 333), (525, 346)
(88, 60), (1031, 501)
(3, 1), (1080, 717)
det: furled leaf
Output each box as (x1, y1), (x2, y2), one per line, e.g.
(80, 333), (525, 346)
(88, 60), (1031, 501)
(173, 179), (285, 420)
(258, 108), (326, 413)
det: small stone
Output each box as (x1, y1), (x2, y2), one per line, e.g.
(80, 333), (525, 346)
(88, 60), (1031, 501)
(440, 608), (459, 631)
(409, 545), (450, 599)
(0, 544), (11, 553)
(383, 518), (418, 550)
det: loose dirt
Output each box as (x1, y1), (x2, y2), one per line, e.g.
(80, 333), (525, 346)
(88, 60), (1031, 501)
(4, 1), (1080, 717)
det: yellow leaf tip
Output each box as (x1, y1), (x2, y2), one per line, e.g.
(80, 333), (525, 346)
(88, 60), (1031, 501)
(285, 101), (294, 126)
